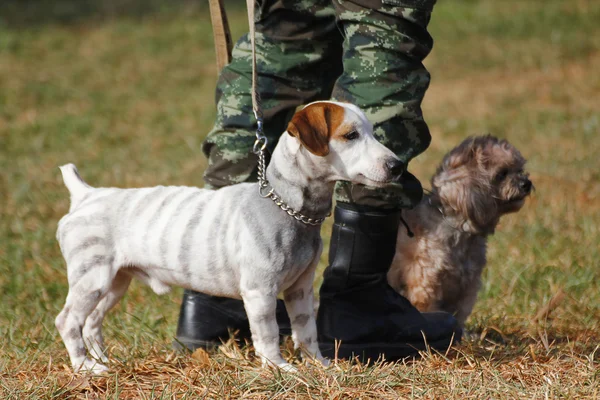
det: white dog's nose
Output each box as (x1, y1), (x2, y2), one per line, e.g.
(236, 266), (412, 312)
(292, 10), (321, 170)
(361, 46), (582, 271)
(386, 159), (405, 178)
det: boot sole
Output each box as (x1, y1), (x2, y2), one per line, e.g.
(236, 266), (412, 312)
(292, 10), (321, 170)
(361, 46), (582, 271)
(318, 335), (456, 363)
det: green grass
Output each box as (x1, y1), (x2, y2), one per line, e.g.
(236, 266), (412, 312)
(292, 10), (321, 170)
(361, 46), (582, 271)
(1, 0), (599, 398)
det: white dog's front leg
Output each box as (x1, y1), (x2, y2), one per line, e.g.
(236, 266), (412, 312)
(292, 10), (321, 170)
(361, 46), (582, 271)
(283, 267), (329, 367)
(241, 289), (291, 370)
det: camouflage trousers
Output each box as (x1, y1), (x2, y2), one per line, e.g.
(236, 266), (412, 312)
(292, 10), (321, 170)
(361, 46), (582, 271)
(202, 0), (437, 209)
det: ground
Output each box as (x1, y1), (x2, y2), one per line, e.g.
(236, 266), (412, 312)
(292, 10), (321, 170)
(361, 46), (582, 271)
(1, 0), (599, 398)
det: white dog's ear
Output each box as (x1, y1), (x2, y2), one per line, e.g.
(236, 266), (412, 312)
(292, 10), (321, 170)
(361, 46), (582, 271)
(287, 103), (345, 156)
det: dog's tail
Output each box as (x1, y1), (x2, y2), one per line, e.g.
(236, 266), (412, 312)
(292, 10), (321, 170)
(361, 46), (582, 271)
(59, 164), (93, 211)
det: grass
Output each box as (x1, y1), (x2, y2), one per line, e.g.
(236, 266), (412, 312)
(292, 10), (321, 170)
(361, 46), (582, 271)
(1, 0), (599, 398)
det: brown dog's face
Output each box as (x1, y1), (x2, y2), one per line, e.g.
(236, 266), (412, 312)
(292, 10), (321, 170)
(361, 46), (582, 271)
(432, 135), (532, 231)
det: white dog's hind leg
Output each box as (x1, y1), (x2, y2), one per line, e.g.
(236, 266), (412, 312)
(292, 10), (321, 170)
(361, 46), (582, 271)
(55, 266), (115, 374)
(283, 266), (329, 367)
(82, 270), (132, 363)
(241, 289), (292, 371)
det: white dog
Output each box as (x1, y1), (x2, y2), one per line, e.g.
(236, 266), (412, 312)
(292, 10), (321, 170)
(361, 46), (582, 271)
(55, 101), (405, 373)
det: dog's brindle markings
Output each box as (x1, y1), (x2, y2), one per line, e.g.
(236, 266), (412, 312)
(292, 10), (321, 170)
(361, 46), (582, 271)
(388, 135), (532, 328)
(55, 101), (405, 374)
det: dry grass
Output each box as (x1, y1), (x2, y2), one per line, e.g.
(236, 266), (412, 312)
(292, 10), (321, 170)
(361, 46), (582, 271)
(1, 0), (599, 398)
(3, 338), (599, 398)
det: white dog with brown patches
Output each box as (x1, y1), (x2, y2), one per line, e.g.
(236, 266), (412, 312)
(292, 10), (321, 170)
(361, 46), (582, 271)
(55, 101), (405, 374)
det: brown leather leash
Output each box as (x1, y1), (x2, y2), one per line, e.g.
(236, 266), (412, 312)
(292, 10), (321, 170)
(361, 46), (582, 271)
(208, 0), (233, 72)
(245, 0), (263, 123)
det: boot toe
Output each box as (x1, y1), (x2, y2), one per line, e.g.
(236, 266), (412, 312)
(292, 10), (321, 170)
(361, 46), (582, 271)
(408, 311), (462, 343)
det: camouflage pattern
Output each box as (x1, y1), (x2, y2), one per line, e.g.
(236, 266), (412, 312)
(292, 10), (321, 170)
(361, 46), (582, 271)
(202, 0), (437, 209)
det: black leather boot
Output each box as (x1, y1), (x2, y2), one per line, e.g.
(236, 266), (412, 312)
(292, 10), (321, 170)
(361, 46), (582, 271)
(317, 203), (462, 361)
(174, 290), (292, 351)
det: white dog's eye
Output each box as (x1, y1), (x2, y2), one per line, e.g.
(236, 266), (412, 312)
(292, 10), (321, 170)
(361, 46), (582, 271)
(344, 130), (359, 140)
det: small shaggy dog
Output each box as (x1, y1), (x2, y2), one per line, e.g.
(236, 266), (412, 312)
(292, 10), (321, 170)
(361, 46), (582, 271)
(388, 135), (532, 327)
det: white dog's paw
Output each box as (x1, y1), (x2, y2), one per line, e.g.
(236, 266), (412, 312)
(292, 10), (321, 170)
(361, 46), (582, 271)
(260, 355), (298, 373)
(304, 355), (331, 368)
(86, 347), (109, 364)
(276, 362), (298, 373)
(75, 358), (109, 375)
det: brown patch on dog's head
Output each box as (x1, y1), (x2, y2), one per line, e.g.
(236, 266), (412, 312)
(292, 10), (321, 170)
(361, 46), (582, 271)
(432, 135), (532, 232)
(287, 102), (351, 156)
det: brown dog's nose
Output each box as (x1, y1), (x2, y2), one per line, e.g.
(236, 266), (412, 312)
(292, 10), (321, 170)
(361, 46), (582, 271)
(521, 179), (532, 192)
(386, 159), (405, 178)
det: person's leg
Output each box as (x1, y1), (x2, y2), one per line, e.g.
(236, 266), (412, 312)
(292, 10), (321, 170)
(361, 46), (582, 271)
(332, 0), (436, 209)
(175, 0), (343, 351)
(317, 0), (462, 361)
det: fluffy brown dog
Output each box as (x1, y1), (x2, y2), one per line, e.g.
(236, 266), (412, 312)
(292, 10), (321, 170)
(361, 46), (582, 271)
(388, 135), (532, 327)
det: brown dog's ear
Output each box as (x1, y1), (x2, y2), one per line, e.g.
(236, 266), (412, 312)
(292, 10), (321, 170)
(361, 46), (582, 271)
(287, 103), (344, 156)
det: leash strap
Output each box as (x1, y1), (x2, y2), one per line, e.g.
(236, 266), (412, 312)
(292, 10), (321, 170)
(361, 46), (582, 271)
(246, 0), (264, 126)
(208, 0), (233, 73)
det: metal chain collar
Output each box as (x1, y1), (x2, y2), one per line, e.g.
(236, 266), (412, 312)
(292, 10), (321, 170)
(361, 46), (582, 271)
(252, 119), (329, 226)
